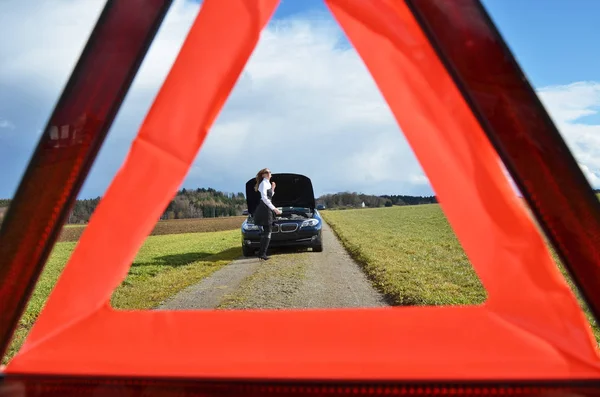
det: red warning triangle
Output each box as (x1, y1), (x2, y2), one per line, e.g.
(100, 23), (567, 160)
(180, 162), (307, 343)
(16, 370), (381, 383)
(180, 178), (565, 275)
(6, 0), (600, 380)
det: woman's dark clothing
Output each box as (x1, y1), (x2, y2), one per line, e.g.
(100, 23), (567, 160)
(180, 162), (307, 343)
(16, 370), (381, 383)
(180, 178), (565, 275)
(253, 188), (274, 227)
(257, 223), (272, 259)
(254, 179), (276, 259)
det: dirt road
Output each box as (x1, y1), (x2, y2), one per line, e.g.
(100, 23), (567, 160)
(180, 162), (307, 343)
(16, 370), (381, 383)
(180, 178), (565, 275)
(157, 221), (389, 310)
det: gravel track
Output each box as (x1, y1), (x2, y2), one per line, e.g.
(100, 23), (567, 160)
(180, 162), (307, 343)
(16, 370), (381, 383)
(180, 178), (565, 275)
(157, 221), (388, 310)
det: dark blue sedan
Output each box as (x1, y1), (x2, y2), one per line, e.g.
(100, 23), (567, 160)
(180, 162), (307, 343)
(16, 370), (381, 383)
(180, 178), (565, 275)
(241, 173), (323, 257)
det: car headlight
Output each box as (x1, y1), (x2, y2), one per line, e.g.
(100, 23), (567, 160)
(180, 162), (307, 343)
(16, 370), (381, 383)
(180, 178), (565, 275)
(242, 221), (259, 231)
(301, 219), (319, 228)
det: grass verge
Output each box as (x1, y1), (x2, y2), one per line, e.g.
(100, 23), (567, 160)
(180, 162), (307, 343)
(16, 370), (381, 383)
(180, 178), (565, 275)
(58, 216), (246, 242)
(323, 205), (485, 306)
(321, 204), (600, 341)
(3, 229), (241, 365)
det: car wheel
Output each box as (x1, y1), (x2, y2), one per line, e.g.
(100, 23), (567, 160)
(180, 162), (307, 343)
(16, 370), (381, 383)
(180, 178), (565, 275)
(242, 244), (254, 257)
(312, 243), (323, 252)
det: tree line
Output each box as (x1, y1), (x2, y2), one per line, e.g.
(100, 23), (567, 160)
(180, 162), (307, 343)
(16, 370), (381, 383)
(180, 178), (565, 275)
(318, 192), (437, 209)
(160, 188), (246, 220)
(0, 188), (247, 225)
(381, 194), (438, 206)
(1, 188), (598, 225)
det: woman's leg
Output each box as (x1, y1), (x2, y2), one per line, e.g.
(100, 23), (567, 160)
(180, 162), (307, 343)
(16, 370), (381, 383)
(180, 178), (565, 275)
(258, 223), (272, 260)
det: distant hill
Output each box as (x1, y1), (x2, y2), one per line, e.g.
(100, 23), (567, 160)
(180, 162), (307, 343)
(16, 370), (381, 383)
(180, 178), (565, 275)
(0, 200), (9, 225)
(6, 185), (595, 224)
(0, 188), (247, 225)
(317, 192), (437, 209)
(380, 194), (438, 206)
(161, 188), (246, 221)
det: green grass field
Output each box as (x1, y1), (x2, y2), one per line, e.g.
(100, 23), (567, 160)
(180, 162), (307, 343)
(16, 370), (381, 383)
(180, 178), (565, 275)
(58, 216), (246, 242)
(3, 228), (241, 365)
(322, 205), (486, 306)
(321, 204), (600, 341)
(4, 200), (600, 364)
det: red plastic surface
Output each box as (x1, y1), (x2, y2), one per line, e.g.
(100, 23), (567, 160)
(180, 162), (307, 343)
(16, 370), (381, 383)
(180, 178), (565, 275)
(5, 0), (600, 381)
(406, 0), (600, 323)
(0, 0), (171, 359)
(3, 375), (600, 397)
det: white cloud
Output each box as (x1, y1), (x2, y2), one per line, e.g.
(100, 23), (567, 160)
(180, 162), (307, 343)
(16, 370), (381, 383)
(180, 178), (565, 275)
(0, 0), (107, 96)
(537, 82), (600, 188)
(579, 162), (600, 187)
(0, 0), (431, 198)
(0, 0), (201, 197)
(537, 82), (600, 123)
(126, 0), (201, 93)
(0, 118), (15, 130)
(408, 173), (430, 186)
(190, 13), (429, 197)
(1, 0), (598, 200)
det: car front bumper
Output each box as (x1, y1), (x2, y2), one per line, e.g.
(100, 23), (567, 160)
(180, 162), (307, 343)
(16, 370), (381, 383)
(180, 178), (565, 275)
(241, 226), (322, 248)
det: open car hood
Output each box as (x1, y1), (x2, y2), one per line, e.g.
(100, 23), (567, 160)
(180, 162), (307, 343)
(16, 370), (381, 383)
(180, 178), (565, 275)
(245, 173), (316, 215)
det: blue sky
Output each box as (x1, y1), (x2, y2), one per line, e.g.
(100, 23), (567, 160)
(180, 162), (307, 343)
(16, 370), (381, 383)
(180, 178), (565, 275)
(483, 0), (600, 86)
(273, 0), (600, 88)
(0, 0), (599, 200)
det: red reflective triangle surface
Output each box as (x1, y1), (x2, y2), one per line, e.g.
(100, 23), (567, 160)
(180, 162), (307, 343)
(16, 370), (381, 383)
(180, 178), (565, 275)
(1, 0), (600, 389)
(0, 0), (173, 360)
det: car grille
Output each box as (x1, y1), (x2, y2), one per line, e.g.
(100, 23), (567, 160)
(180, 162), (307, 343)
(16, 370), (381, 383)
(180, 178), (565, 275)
(280, 223), (298, 233)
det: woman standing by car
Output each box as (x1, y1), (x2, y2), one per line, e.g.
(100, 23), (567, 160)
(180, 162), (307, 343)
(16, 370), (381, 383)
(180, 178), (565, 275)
(253, 168), (282, 261)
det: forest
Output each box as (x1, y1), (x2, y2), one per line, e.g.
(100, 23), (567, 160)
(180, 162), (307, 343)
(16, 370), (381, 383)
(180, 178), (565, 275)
(1, 188), (598, 225)
(317, 193), (437, 209)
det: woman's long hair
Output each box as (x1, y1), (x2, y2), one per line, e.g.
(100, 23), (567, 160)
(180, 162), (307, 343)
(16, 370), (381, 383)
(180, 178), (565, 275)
(254, 168), (269, 192)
